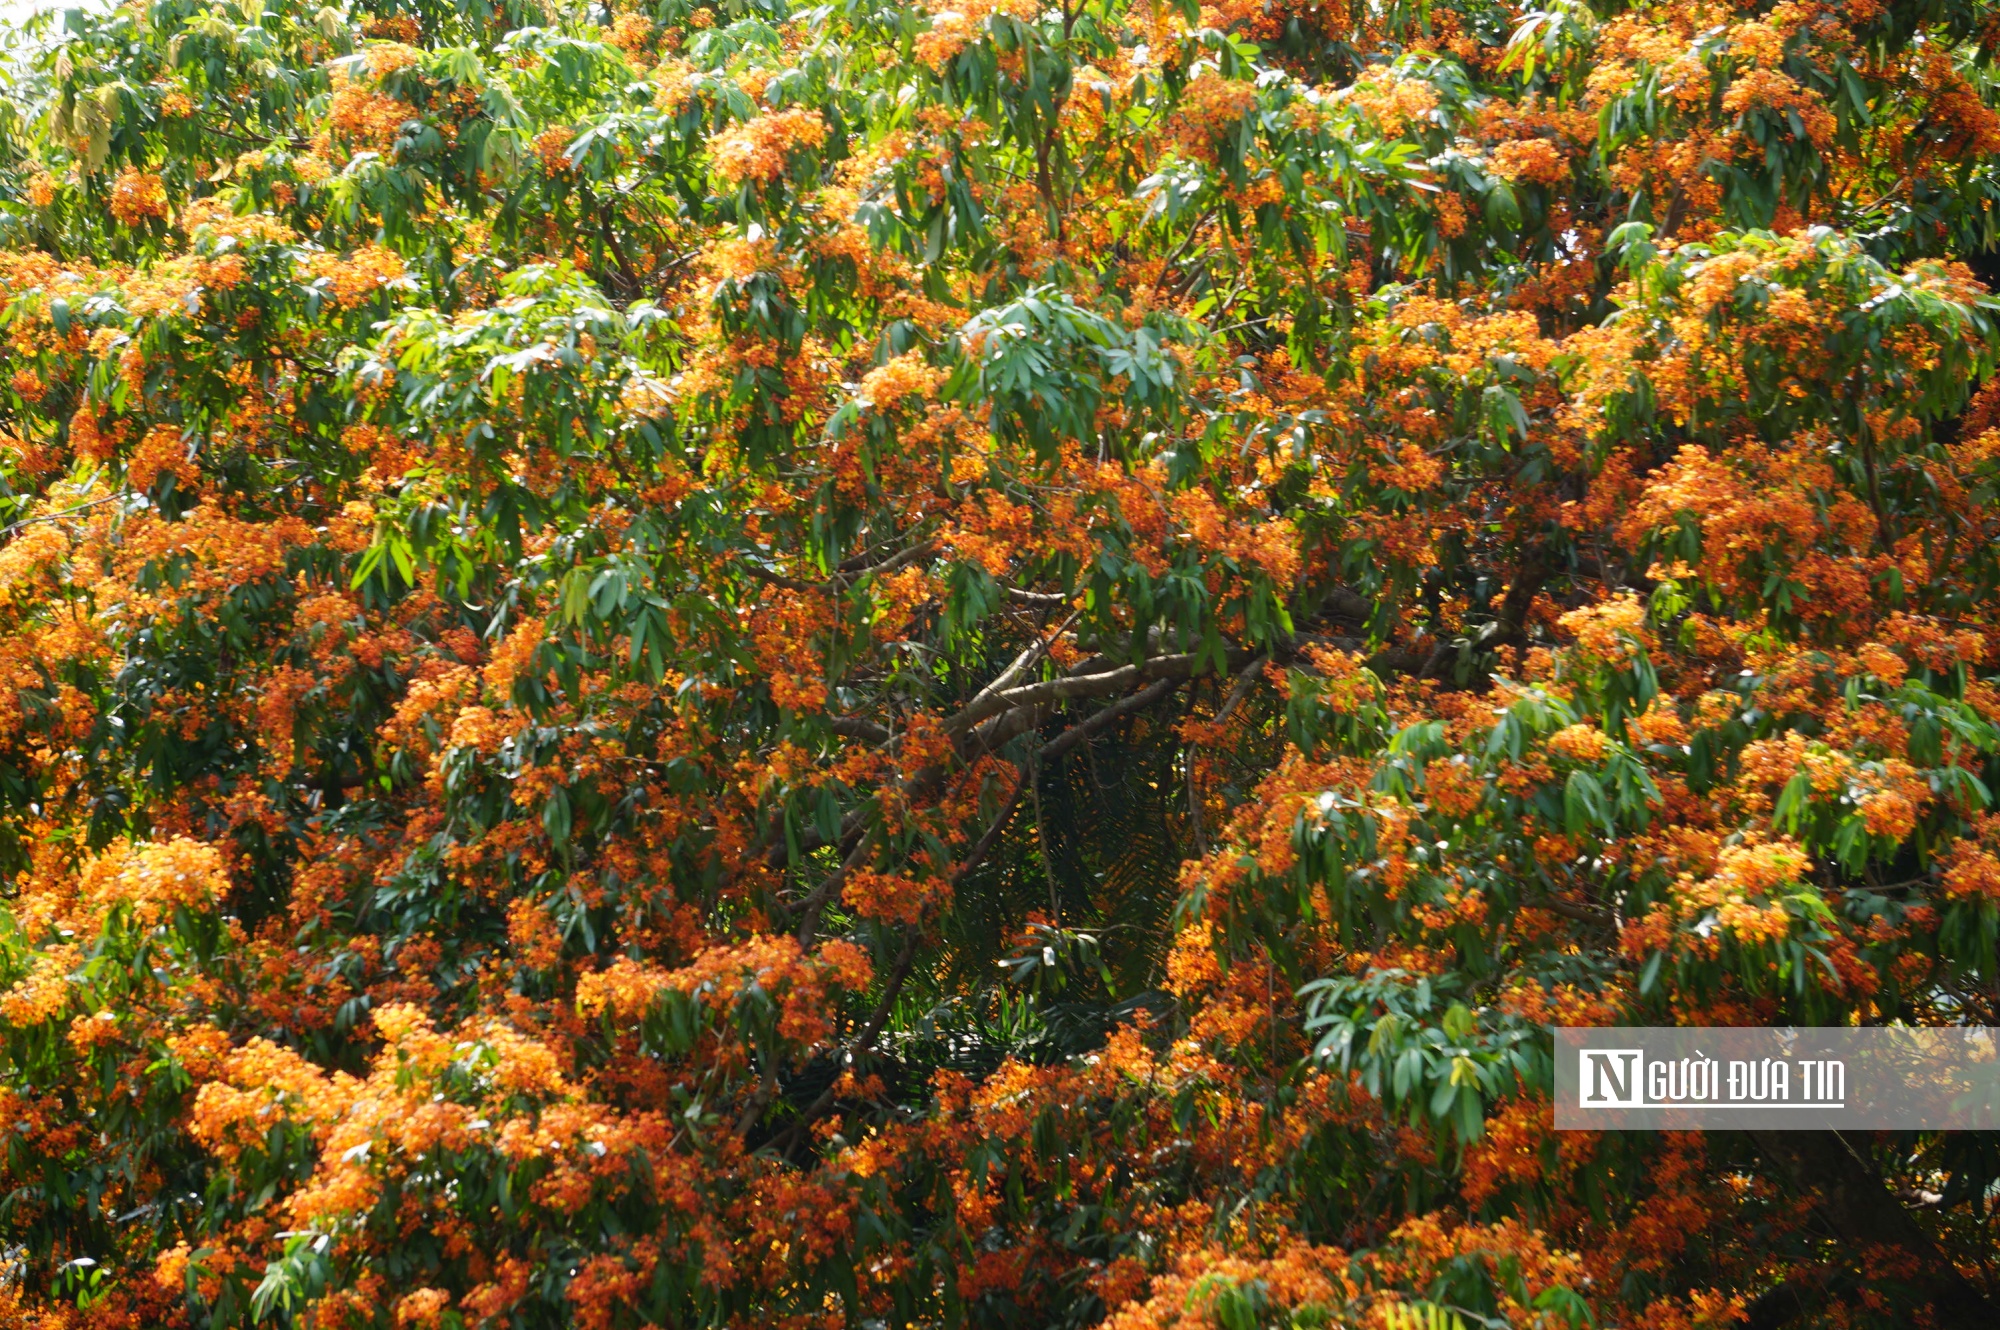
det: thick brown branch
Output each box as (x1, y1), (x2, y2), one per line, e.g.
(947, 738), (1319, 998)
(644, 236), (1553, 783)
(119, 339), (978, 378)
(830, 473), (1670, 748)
(1749, 1130), (1997, 1323)
(1740, 1269), (1839, 1330)
(826, 716), (892, 744)
(837, 539), (939, 581)
(763, 779), (1030, 1156)
(954, 649), (1219, 739)
(740, 561), (823, 592)
(959, 609), (1083, 732)
(1040, 675), (1182, 762)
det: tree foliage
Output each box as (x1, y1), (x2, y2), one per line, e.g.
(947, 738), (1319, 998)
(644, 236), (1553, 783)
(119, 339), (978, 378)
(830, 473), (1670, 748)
(2, 0), (2000, 1326)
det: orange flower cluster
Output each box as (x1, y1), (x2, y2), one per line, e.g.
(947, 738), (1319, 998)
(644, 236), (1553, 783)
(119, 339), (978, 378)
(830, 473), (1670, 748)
(108, 168), (169, 226)
(708, 108), (828, 187)
(306, 243), (408, 306)
(76, 837), (229, 928)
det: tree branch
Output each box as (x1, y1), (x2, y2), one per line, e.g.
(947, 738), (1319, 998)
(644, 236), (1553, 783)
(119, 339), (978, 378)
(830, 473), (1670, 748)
(764, 778), (1031, 1157)
(1039, 674), (1182, 762)
(1528, 896), (1614, 927)
(826, 716), (892, 744)
(954, 648), (1229, 740)
(958, 608), (1083, 733)
(792, 831), (879, 949)
(1213, 654), (1268, 727)
(1749, 1130), (1997, 1324)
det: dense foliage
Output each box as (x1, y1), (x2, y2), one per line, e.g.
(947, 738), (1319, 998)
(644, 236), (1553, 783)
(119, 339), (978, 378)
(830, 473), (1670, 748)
(4, 0), (2000, 1325)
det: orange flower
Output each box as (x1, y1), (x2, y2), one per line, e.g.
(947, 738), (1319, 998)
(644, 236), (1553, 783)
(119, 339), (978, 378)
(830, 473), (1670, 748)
(108, 168), (169, 226)
(708, 108), (828, 187)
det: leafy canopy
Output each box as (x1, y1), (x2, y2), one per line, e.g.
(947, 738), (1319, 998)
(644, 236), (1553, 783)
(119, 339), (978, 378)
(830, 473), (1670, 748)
(4, 0), (2000, 1327)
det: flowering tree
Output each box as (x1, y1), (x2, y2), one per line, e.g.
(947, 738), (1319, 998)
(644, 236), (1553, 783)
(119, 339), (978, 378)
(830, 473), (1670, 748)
(3, 0), (2000, 1326)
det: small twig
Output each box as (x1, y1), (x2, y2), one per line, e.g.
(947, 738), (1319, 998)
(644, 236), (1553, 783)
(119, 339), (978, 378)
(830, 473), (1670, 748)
(597, 201), (645, 301)
(1528, 896), (1613, 927)
(1031, 742), (1058, 927)
(2, 493), (124, 538)
(741, 539), (941, 596)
